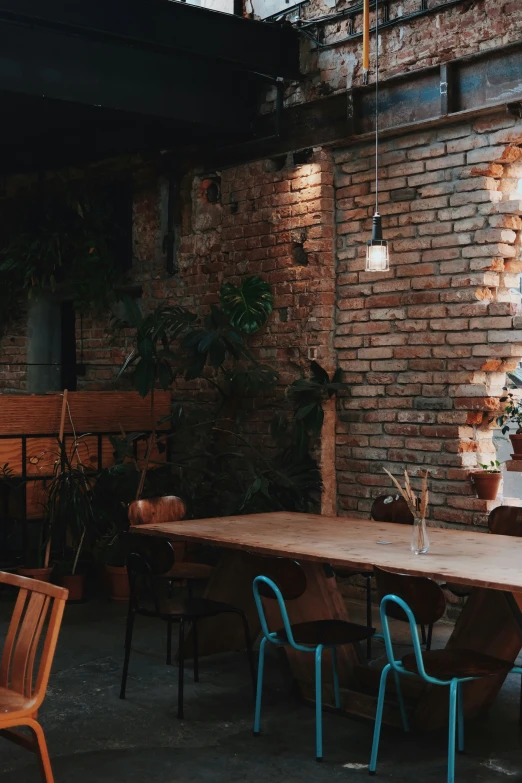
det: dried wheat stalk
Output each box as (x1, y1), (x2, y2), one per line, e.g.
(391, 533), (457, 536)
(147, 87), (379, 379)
(383, 467), (429, 520)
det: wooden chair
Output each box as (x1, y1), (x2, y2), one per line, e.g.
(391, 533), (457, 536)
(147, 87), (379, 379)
(252, 558), (375, 761)
(0, 570), (68, 783)
(488, 506), (522, 724)
(334, 494), (413, 658)
(369, 578), (513, 783)
(120, 536), (256, 719)
(374, 566), (446, 652)
(129, 495), (214, 663)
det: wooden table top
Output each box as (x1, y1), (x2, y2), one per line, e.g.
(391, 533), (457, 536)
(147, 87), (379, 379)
(133, 511), (522, 593)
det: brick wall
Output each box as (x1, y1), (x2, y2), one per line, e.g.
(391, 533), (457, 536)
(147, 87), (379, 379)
(0, 318), (27, 392)
(334, 110), (522, 528)
(259, 0), (522, 113)
(79, 151), (337, 407)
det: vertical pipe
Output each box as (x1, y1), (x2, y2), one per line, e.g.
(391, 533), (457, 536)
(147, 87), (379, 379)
(362, 0), (370, 79)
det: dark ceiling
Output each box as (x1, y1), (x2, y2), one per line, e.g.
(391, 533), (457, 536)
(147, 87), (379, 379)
(0, 0), (301, 173)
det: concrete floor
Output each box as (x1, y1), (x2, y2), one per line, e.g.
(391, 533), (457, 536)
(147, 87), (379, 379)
(0, 596), (521, 783)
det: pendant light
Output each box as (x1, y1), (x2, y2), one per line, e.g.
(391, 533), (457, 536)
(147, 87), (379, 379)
(366, 0), (389, 272)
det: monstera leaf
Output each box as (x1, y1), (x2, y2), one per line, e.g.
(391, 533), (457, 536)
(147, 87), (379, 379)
(220, 276), (273, 334)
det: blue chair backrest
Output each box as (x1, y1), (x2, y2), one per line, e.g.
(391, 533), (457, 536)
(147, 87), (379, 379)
(380, 594), (444, 685)
(253, 575), (298, 648)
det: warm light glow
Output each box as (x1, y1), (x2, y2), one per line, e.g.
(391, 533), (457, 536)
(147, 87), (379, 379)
(366, 243), (389, 272)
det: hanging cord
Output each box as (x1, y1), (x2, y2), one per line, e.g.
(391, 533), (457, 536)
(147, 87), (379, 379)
(375, 0), (379, 214)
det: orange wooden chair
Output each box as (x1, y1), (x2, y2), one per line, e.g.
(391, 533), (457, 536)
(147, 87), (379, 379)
(0, 571), (68, 783)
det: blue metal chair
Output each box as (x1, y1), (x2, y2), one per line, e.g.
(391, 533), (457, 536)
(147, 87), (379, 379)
(369, 569), (513, 783)
(252, 559), (374, 761)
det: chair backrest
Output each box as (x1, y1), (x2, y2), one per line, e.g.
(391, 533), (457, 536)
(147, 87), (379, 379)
(252, 559), (307, 648)
(0, 571), (68, 710)
(373, 566), (446, 626)
(128, 495), (186, 527)
(371, 494), (414, 525)
(127, 537), (175, 614)
(379, 594), (441, 685)
(488, 505), (522, 537)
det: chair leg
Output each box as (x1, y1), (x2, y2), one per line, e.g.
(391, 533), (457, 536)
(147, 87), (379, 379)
(420, 625), (427, 645)
(426, 623), (433, 652)
(253, 637), (267, 736)
(369, 663), (391, 775)
(239, 611), (257, 698)
(447, 679), (458, 783)
(27, 719), (55, 783)
(519, 674), (522, 726)
(366, 575), (373, 659)
(457, 681), (464, 754)
(177, 618), (185, 720)
(332, 647), (341, 709)
(192, 619), (199, 683)
(393, 671), (409, 733)
(315, 644), (324, 762)
(120, 608), (135, 700)
(166, 618), (173, 666)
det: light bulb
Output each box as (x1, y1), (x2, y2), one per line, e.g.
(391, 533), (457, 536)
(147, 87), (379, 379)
(365, 212), (390, 272)
(366, 243), (389, 271)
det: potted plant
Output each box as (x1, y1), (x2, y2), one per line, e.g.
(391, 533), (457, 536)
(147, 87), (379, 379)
(45, 437), (95, 602)
(112, 277), (275, 523)
(91, 463), (137, 601)
(496, 389), (522, 459)
(93, 525), (130, 601)
(471, 461), (502, 500)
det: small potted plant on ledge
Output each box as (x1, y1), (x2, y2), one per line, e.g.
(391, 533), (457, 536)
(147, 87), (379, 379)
(496, 389), (522, 459)
(471, 461), (502, 500)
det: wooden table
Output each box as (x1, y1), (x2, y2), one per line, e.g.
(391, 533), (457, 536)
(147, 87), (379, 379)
(133, 511), (522, 729)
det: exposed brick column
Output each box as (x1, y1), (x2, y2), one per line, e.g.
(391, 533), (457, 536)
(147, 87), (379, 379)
(334, 112), (522, 528)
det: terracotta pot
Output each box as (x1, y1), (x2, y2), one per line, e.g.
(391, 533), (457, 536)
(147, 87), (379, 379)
(62, 573), (86, 602)
(17, 566), (53, 583)
(509, 433), (522, 460)
(471, 471), (502, 501)
(105, 565), (129, 602)
(128, 495), (186, 527)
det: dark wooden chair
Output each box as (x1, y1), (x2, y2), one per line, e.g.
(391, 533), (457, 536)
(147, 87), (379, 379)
(252, 558), (374, 761)
(334, 494), (414, 658)
(129, 496), (214, 663)
(0, 571), (68, 783)
(489, 506), (522, 724)
(374, 566), (446, 652)
(119, 536), (256, 719)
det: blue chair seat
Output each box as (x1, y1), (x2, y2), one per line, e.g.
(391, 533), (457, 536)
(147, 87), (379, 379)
(274, 619), (374, 647)
(402, 648), (513, 680)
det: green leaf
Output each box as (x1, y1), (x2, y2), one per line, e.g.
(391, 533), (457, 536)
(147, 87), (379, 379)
(133, 358), (155, 398)
(295, 402), (317, 421)
(310, 361), (330, 385)
(157, 361), (173, 391)
(220, 276), (273, 334)
(138, 338), (154, 361)
(270, 412), (288, 442)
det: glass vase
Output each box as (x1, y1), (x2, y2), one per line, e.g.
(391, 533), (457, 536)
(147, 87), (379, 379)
(411, 517), (429, 555)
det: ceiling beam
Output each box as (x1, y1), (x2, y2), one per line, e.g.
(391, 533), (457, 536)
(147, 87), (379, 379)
(0, 20), (254, 132)
(0, 0), (301, 80)
(206, 39), (522, 168)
